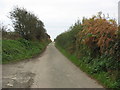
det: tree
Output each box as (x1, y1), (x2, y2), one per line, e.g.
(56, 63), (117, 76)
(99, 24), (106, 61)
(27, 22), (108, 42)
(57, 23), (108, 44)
(10, 7), (47, 41)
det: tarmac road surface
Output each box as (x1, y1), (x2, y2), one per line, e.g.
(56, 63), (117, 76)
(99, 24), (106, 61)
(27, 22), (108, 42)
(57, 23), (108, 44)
(2, 42), (104, 88)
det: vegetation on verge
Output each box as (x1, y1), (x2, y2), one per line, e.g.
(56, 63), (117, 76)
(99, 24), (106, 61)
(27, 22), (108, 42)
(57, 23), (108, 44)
(55, 12), (120, 89)
(2, 39), (49, 64)
(1, 7), (51, 64)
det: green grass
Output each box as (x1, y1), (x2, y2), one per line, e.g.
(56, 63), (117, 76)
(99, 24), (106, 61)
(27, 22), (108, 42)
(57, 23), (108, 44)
(2, 39), (48, 64)
(55, 43), (119, 89)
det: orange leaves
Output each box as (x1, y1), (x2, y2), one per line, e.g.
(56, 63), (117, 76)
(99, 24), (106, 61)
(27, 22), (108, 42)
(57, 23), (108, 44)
(77, 14), (118, 54)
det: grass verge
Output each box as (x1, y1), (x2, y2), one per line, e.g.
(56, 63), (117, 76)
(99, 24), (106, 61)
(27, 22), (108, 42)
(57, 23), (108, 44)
(55, 43), (119, 89)
(2, 39), (49, 64)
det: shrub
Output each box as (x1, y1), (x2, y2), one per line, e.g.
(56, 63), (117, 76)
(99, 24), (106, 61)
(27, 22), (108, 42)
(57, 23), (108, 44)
(55, 12), (120, 88)
(77, 13), (117, 57)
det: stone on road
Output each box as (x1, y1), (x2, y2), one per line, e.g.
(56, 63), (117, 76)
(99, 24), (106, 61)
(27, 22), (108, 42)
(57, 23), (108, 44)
(2, 42), (103, 88)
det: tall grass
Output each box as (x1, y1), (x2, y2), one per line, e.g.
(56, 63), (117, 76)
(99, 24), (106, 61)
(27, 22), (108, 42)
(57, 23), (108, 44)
(2, 39), (48, 64)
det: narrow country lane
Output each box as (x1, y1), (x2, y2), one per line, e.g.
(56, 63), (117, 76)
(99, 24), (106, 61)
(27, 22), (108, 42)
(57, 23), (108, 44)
(2, 42), (104, 88)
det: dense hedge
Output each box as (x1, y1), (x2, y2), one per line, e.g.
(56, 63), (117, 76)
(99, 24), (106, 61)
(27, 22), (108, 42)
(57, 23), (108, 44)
(55, 13), (120, 88)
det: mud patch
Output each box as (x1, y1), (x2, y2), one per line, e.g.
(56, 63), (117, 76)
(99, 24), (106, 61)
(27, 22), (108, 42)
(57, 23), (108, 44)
(2, 71), (35, 88)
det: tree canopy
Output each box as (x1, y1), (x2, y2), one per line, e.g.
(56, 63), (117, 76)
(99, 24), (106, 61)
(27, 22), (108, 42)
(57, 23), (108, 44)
(10, 7), (50, 41)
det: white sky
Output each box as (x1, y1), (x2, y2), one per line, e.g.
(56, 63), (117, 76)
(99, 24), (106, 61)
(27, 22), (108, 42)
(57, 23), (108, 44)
(0, 0), (119, 40)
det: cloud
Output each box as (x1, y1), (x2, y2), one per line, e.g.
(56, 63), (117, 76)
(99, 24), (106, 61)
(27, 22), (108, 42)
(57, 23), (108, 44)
(0, 0), (119, 40)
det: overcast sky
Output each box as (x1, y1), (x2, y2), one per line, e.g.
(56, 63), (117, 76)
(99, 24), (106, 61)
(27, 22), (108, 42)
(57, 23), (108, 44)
(0, 0), (119, 40)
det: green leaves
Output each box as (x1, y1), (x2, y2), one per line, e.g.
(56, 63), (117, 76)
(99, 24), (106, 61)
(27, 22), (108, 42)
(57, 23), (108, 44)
(55, 14), (120, 88)
(10, 7), (50, 41)
(2, 39), (47, 64)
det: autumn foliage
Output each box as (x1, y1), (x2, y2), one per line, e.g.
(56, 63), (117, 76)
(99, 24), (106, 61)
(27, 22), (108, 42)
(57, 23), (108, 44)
(77, 13), (118, 55)
(55, 12), (120, 88)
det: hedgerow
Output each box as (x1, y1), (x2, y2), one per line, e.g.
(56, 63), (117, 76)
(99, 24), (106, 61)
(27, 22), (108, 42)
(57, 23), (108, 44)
(55, 12), (120, 88)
